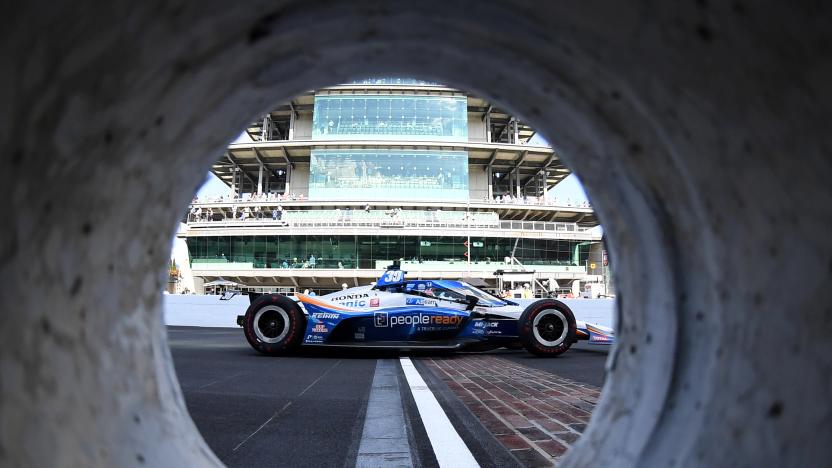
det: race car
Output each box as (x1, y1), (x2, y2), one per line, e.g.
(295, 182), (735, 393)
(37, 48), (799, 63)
(237, 263), (614, 357)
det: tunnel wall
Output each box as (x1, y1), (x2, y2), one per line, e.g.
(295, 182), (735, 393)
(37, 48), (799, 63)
(0, 1), (830, 467)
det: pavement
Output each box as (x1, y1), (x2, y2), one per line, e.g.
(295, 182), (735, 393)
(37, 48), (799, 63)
(168, 326), (609, 467)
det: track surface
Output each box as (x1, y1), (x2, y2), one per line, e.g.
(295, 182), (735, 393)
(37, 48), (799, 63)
(169, 326), (608, 467)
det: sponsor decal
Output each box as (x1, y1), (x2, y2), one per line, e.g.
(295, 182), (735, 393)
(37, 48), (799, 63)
(369, 298), (380, 307)
(342, 300), (367, 307)
(312, 312), (339, 320)
(331, 293), (369, 302)
(374, 311), (389, 327)
(390, 314), (463, 326)
(305, 334), (323, 343)
(474, 307), (489, 313)
(406, 297), (425, 306)
(354, 332), (365, 340)
(312, 324), (328, 333)
(416, 283), (426, 291)
(590, 334), (612, 343)
(474, 321), (500, 329)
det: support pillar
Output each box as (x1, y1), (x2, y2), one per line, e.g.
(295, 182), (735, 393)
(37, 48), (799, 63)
(257, 162), (263, 195)
(487, 166), (493, 199)
(515, 168), (521, 198)
(261, 115), (272, 141)
(513, 119), (520, 144)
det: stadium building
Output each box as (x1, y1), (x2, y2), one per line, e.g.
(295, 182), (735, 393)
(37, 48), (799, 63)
(178, 78), (607, 297)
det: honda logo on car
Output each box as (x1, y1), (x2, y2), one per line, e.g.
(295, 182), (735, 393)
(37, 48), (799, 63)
(331, 293), (369, 301)
(374, 313), (463, 327)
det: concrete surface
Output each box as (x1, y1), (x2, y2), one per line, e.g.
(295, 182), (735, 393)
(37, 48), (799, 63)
(1, 2), (830, 468)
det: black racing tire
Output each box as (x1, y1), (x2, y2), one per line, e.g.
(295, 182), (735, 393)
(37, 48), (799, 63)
(242, 294), (305, 355)
(518, 299), (577, 357)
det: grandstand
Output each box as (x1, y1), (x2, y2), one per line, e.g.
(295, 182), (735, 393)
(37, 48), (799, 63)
(178, 79), (606, 296)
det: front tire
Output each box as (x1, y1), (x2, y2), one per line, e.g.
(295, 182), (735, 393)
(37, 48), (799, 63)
(242, 294), (305, 355)
(518, 299), (577, 357)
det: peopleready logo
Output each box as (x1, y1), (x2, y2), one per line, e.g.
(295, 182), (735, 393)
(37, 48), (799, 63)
(374, 313), (463, 327)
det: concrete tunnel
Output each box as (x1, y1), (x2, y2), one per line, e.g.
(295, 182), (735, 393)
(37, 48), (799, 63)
(0, 1), (830, 467)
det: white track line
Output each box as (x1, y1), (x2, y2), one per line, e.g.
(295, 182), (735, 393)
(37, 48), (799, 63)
(399, 357), (480, 468)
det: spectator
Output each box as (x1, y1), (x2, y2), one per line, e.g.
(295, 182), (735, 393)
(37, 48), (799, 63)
(309, 254), (316, 268)
(308, 290), (317, 296)
(254, 205), (261, 219)
(277, 205), (284, 220)
(342, 283), (349, 290)
(272, 208), (278, 220)
(364, 203), (371, 213)
(338, 261), (344, 269)
(281, 260), (288, 268)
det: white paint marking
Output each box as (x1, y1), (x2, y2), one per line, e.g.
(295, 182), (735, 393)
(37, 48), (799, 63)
(232, 401), (292, 452)
(399, 357), (480, 468)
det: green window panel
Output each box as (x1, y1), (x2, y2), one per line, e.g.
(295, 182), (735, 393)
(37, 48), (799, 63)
(309, 149), (468, 202)
(312, 94), (467, 141)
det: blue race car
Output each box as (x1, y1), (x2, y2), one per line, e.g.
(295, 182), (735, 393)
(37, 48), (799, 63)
(237, 263), (614, 357)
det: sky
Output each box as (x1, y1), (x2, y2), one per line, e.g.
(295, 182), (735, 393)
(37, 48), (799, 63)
(195, 133), (590, 202)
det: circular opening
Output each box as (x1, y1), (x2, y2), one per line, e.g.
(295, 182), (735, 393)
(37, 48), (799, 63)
(11, 4), (822, 467)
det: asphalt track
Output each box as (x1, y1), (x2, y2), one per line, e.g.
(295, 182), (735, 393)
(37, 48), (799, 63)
(169, 326), (609, 467)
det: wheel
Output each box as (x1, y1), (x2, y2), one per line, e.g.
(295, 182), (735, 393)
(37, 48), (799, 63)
(518, 299), (577, 357)
(242, 294), (305, 355)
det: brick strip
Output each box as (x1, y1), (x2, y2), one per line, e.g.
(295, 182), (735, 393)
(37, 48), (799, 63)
(421, 355), (601, 467)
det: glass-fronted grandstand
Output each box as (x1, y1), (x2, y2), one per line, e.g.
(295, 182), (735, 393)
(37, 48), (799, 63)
(177, 78), (607, 297)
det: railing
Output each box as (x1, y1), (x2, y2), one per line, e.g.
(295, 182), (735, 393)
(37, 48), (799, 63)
(188, 195), (592, 210)
(189, 258), (588, 273)
(184, 215), (596, 234)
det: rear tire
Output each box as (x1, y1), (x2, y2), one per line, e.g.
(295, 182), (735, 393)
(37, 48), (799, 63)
(518, 299), (577, 357)
(242, 294), (305, 355)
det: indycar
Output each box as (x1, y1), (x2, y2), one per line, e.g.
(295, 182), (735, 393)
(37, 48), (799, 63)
(237, 263), (614, 357)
